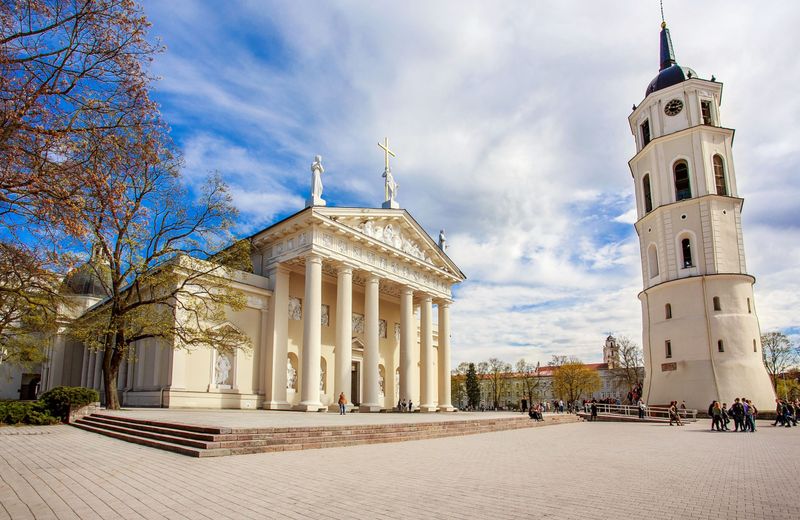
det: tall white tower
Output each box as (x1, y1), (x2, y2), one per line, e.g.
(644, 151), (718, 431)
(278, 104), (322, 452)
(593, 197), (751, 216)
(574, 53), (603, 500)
(628, 22), (775, 411)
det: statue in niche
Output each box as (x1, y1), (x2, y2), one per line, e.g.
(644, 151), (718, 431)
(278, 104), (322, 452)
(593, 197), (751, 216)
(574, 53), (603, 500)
(395, 369), (400, 400)
(288, 297), (302, 320)
(321, 304), (330, 327)
(384, 224), (394, 243)
(215, 352), (232, 387)
(394, 323), (401, 343)
(320, 368), (325, 392)
(379, 319), (387, 339)
(287, 358), (297, 390)
(378, 370), (385, 398)
(307, 155), (326, 207)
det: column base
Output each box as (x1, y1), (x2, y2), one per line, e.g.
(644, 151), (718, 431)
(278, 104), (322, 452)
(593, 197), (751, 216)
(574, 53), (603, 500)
(438, 405), (457, 412)
(294, 402), (324, 412)
(359, 404), (383, 413)
(263, 400), (292, 410)
(419, 404), (438, 413)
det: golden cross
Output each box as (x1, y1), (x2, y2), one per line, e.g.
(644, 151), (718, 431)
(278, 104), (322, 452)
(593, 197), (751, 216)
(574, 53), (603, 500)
(378, 137), (396, 171)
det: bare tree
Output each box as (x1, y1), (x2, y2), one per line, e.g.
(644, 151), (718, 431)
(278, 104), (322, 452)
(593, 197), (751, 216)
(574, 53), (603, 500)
(761, 332), (799, 389)
(486, 357), (511, 409)
(610, 335), (644, 400)
(515, 358), (540, 408)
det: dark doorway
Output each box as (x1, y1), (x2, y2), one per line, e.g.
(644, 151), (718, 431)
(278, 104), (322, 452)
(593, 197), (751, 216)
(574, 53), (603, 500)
(19, 374), (41, 400)
(351, 361), (360, 406)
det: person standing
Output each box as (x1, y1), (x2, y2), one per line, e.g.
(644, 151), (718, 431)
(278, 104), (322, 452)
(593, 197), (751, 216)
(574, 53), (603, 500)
(731, 398), (744, 432)
(638, 399), (646, 420)
(338, 392), (347, 415)
(745, 399), (757, 432)
(590, 399), (598, 422)
(711, 401), (723, 431)
(721, 403), (730, 431)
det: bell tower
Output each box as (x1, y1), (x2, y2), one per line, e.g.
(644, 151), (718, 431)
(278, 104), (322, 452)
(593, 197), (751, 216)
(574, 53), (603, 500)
(628, 21), (775, 410)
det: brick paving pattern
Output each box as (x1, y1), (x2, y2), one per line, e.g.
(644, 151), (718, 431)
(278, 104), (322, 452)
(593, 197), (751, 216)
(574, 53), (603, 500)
(1, 418), (798, 519)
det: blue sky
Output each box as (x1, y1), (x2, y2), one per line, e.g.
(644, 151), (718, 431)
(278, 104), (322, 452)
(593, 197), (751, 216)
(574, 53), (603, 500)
(141, 0), (800, 365)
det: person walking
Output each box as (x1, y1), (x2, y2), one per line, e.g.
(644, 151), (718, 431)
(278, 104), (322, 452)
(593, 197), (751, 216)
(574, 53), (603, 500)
(338, 392), (347, 415)
(669, 401), (683, 426)
(721, 403), (730, 431)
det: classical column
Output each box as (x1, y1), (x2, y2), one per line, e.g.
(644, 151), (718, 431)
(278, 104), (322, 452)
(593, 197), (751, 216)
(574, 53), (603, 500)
(264, 265), (291, 409)
(399, 285), (415, 409)
(419, 295), (437, 412)
(437, 300), (455, 411)
(80, 347), (90, 387)
(298, 254), (323, 411)
(360, 273), (382, 412)
(330, 264), (353, 411)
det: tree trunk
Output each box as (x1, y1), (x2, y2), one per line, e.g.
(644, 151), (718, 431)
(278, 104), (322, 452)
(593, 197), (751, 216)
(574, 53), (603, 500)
(102, 344), (123, 410)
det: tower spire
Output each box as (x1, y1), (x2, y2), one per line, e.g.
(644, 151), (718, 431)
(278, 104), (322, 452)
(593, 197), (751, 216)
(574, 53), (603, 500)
(659, 18), (676, 70)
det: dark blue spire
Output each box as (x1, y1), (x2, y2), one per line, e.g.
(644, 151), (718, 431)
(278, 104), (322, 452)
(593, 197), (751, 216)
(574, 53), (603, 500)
(659, 21), (676, 71)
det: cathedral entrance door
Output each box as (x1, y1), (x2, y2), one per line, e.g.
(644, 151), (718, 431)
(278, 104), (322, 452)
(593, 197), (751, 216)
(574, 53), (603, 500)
(351, 361), (361, 406)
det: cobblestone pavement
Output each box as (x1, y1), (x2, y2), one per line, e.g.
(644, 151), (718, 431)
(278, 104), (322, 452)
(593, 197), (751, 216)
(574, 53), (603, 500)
(1, 419), (798, 519)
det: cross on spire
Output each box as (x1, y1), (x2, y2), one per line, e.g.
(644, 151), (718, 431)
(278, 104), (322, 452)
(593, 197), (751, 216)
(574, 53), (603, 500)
(378, 137), (396, 171)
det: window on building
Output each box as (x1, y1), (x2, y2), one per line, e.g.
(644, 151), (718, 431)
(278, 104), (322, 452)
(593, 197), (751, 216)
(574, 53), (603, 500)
(713, 296), (721, 311)
(713, 155), (728, 196)
(681, 238), (693, 268)
(674, 161), (691, 201)
(665, 303), (672, 319)
(641, 120), (651, 147)
(643, 174), (653, 213)
(701, 100), (714, 125)
(718, 340), (724, 352)
(747, 298), (751, 314)
(648, 245), (659, 278)
(753, 339), (757, 353)
(665, 340), (672, 359)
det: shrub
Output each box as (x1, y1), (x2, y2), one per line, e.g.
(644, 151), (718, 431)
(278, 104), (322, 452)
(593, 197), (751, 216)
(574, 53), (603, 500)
(40, 386), (99, 421)
(0, 401), (59, 425)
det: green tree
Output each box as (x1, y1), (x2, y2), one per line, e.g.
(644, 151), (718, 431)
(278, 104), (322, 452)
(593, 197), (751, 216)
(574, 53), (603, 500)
(451, 362), (469, 409)
(552, 357), (601, 404)
(761, 332), (799, 389)
(465, 363), (480, 410)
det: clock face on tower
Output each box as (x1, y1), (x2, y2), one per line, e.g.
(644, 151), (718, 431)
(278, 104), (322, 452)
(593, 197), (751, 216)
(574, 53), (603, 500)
(664, 99), (684, 116)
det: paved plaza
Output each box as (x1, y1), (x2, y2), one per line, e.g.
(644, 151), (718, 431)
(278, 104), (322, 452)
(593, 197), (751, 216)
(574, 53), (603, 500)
(1, 415), (798, 519)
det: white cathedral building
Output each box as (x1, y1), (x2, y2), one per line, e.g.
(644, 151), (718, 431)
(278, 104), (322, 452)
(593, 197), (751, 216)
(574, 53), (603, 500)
(629, 22), (775, 410)
(22, 148), (465, 412)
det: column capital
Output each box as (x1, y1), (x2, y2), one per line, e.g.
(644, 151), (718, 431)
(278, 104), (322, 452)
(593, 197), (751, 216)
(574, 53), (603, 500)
(420, 293), (433, 304)
(266, 263), (291, 276)
(335, 261), (358, 275)
(365, 271), (380, 284)
(434, 298), (453, 307)
(303, 252), (323, 264)
(400, 285), (414, 297)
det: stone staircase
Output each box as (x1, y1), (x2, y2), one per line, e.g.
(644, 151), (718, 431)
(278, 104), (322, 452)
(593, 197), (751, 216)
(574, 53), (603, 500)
(72, 412), (582, 457)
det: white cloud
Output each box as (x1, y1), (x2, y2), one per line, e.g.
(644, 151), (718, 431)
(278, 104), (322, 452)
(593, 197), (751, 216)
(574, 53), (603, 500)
(142, 0), (800, 364)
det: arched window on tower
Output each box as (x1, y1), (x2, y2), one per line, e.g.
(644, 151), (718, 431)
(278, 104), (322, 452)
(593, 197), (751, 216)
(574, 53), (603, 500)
(674, 161), (691, 201)
(681, 238), (693, 268)
(643, 174), (653, 213)
(648, 244), (659, 278)
(713, 155), (727, 196)
(665, 303), (672, 319)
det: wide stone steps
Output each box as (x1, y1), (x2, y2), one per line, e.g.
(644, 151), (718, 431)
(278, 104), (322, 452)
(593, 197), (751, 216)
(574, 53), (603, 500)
(73, 412), (581, 457)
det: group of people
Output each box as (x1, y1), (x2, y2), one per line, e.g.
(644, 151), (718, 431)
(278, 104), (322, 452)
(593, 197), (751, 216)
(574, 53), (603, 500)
(772, 398), (799, 427)
(527, 403), (545, 421)
(396, 398), (414, 412)
(707, 398), (759, 432)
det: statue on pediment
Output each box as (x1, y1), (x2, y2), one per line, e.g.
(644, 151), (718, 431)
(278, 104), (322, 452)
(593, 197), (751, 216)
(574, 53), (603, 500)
(307, 155), (326, 207)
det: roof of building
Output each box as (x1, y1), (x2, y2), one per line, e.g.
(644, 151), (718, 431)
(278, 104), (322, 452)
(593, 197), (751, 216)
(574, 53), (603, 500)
(645, 22), (697, 97)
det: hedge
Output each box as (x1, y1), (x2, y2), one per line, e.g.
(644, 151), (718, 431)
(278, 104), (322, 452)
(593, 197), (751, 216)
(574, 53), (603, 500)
(0, 400), (59, 425)
(40, 386), (100, 421)
(0, 386), (99, 425)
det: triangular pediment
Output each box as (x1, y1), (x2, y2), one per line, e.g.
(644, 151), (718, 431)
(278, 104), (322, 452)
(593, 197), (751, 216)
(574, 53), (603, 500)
(314, 207), (464, 280)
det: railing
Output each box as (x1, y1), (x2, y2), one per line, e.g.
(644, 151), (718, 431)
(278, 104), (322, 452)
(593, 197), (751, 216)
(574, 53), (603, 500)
(583, 403), (698, 422)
